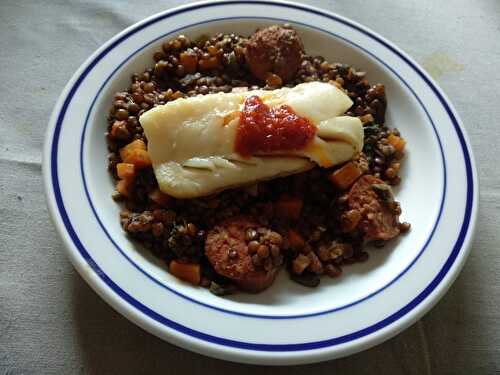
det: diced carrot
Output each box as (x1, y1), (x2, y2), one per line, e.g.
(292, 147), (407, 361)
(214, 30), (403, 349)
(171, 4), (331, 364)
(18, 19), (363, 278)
(125, 139), (147, 150)
(169, 261), (201, 285)
(179, 51), (198, 74)
(125, 149), (151, 168)
(387, 134), (406, 152)
(288, 229), (305, 249)
(276, 197), (303, 220)
(116, 179), (132, 197)
(328, 161), (363, 190)
(198, 56), (220, 70)
(119, 139), (147, 162)
(149, 188), (171, 206)
(116, 163), (135, 180)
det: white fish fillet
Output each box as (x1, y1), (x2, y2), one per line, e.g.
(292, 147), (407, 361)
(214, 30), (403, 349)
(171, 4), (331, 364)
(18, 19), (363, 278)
(140, 82), (363, 198)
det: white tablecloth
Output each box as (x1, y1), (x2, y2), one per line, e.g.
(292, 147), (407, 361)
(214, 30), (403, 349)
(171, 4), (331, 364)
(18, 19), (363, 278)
(1, 1), (499, 373)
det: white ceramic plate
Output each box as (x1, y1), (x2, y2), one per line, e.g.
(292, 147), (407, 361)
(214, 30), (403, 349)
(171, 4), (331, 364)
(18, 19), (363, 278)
(43, 0), (478, 365)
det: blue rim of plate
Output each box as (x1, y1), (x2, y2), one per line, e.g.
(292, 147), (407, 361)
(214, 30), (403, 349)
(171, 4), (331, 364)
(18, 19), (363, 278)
(48, 1), (474, 351)
(80, 15), (446, 320)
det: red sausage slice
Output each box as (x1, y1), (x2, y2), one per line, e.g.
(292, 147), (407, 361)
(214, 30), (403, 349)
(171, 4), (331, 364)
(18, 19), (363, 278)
(205, 216), (279, 293)
(348, 175), (400, 242)
(244, 25), (304, 82)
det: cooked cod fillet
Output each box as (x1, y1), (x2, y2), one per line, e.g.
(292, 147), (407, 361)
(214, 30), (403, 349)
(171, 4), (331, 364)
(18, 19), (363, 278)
(140, 82), (363, 198)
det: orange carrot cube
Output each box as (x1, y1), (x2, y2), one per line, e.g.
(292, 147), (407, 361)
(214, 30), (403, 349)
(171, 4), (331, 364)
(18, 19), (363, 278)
(169, 261), (201, 285)
(328, 161), (362, 190)
(387, 134), (406, 152)
(116, 163), (135, 179)
(116, 179), (132, 197)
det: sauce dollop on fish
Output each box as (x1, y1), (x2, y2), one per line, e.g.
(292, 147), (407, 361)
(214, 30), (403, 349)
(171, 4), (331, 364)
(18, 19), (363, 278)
(235, 95), (316, 157)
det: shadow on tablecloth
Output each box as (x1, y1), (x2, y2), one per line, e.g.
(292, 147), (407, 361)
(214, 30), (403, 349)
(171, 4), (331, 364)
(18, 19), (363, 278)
(70, 270), (435, 374)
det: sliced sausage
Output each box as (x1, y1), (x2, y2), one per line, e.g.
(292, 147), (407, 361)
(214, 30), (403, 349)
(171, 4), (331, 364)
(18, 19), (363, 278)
(244, 25), (304, 82)
(205, 216), (279, 293)
(348, 175), (400, 242)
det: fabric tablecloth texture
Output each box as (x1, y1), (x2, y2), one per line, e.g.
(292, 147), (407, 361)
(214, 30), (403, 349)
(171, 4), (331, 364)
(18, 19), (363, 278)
(1, 1), (499, 374)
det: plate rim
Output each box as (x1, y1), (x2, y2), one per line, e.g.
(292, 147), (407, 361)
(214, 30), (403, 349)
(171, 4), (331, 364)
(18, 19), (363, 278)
(42, 0), (478, 364)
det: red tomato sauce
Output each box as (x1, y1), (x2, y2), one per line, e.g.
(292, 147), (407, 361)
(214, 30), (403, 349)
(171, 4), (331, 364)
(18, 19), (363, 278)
(235, 96), (316, 157)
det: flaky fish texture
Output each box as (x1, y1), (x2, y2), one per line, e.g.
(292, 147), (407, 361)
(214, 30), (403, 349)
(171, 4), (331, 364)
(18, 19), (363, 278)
(140, 82), (363, 198)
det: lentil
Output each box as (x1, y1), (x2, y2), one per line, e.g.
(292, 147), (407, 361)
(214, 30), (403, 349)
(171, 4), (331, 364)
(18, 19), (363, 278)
(257, 245), (270, 259)
(248, 241), (260, 253)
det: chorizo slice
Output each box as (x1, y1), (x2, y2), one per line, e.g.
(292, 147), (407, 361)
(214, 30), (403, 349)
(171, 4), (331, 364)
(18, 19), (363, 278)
(244, 25), (304, 82)
(205, 216), (279, 293)
(348, 175), (401, 242)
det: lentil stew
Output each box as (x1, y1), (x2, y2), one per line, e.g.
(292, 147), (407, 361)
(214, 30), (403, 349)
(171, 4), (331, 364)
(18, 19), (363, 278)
(106, 25), (410, 295)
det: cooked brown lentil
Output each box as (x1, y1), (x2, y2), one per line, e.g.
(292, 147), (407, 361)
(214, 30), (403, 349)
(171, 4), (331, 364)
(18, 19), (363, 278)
(107, 25), (409, 294)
